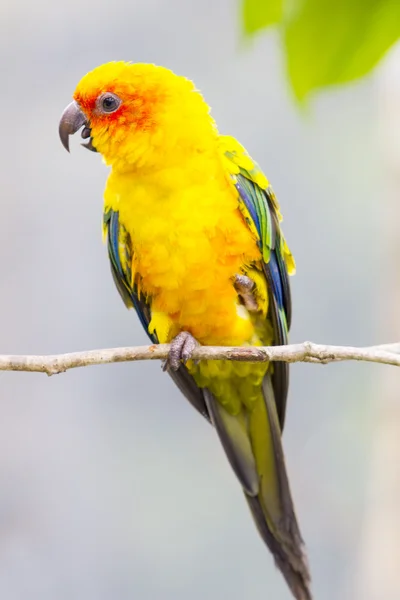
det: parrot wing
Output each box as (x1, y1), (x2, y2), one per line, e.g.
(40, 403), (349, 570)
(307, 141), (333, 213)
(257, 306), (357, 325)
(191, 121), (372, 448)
(221, 135), (296, 430)
(103, 208), (210, 421)
(217, 137), (311, 600)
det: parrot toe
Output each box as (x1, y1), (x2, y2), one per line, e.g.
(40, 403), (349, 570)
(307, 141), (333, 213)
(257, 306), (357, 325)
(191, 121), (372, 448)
(234, 274), (258, 312)
(165, 331), (200, 371)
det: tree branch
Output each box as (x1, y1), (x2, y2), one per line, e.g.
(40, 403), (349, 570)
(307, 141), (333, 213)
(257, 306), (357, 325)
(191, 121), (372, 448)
(0, 341), (400, 376)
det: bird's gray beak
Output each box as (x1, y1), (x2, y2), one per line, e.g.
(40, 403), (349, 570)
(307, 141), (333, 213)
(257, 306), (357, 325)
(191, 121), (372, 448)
(58, 101), (97, 152)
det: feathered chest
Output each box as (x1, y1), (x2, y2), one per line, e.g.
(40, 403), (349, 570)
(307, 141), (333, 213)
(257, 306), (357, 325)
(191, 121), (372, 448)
(104, 168), (260, 302)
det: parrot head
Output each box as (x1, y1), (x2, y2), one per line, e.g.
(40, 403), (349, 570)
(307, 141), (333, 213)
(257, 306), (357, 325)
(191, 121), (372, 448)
(59, 61), (216, 170)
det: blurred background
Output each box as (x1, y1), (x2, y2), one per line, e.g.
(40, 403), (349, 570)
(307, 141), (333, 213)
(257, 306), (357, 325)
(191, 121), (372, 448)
(1, 1), (400, 598)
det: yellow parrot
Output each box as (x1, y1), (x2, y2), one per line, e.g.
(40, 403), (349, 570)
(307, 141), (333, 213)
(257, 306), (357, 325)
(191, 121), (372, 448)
(59, 61), (311, 600)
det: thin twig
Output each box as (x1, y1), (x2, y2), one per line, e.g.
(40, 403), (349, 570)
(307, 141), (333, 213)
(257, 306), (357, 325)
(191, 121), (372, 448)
(0, 341), (399, 376)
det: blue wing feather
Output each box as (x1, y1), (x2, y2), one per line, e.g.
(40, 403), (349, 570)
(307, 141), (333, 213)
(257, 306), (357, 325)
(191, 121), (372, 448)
(234, 180), (261, 234)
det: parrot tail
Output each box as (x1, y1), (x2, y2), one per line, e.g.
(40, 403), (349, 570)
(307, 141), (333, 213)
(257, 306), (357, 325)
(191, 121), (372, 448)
(203, 378), (311, 600)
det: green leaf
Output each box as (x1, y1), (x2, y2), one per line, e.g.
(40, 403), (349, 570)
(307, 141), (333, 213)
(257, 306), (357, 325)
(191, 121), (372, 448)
(242, 0), (283, 34)
(284, 0), (400, 100)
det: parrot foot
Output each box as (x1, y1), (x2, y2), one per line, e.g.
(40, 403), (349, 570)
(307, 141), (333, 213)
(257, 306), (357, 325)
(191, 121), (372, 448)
(234, 274), (258, 312)
(164, 331), (200, 372)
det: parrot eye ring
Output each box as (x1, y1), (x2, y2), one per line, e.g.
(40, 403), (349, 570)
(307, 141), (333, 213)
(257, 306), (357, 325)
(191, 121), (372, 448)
(97, 92), (121, 114)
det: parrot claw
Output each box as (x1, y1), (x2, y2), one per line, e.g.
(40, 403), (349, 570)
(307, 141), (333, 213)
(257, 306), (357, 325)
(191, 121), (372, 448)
(164, 331), (200, 372)
(234, 274), (258, 312)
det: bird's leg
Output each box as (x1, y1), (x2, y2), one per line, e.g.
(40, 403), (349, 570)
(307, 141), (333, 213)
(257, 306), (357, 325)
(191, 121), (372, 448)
(164, 331), (200, 372)
(234, 274), (258, 312)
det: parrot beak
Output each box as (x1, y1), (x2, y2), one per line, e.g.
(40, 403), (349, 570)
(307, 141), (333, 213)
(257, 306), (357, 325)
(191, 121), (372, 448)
(59, 101), (97, 152)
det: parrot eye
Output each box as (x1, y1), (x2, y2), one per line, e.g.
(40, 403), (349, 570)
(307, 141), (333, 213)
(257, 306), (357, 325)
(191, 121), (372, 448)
(98, 93), (121, 114)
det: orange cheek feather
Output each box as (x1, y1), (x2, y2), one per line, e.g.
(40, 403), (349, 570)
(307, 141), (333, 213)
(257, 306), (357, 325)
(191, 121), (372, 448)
(74, 80), (164, 133)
